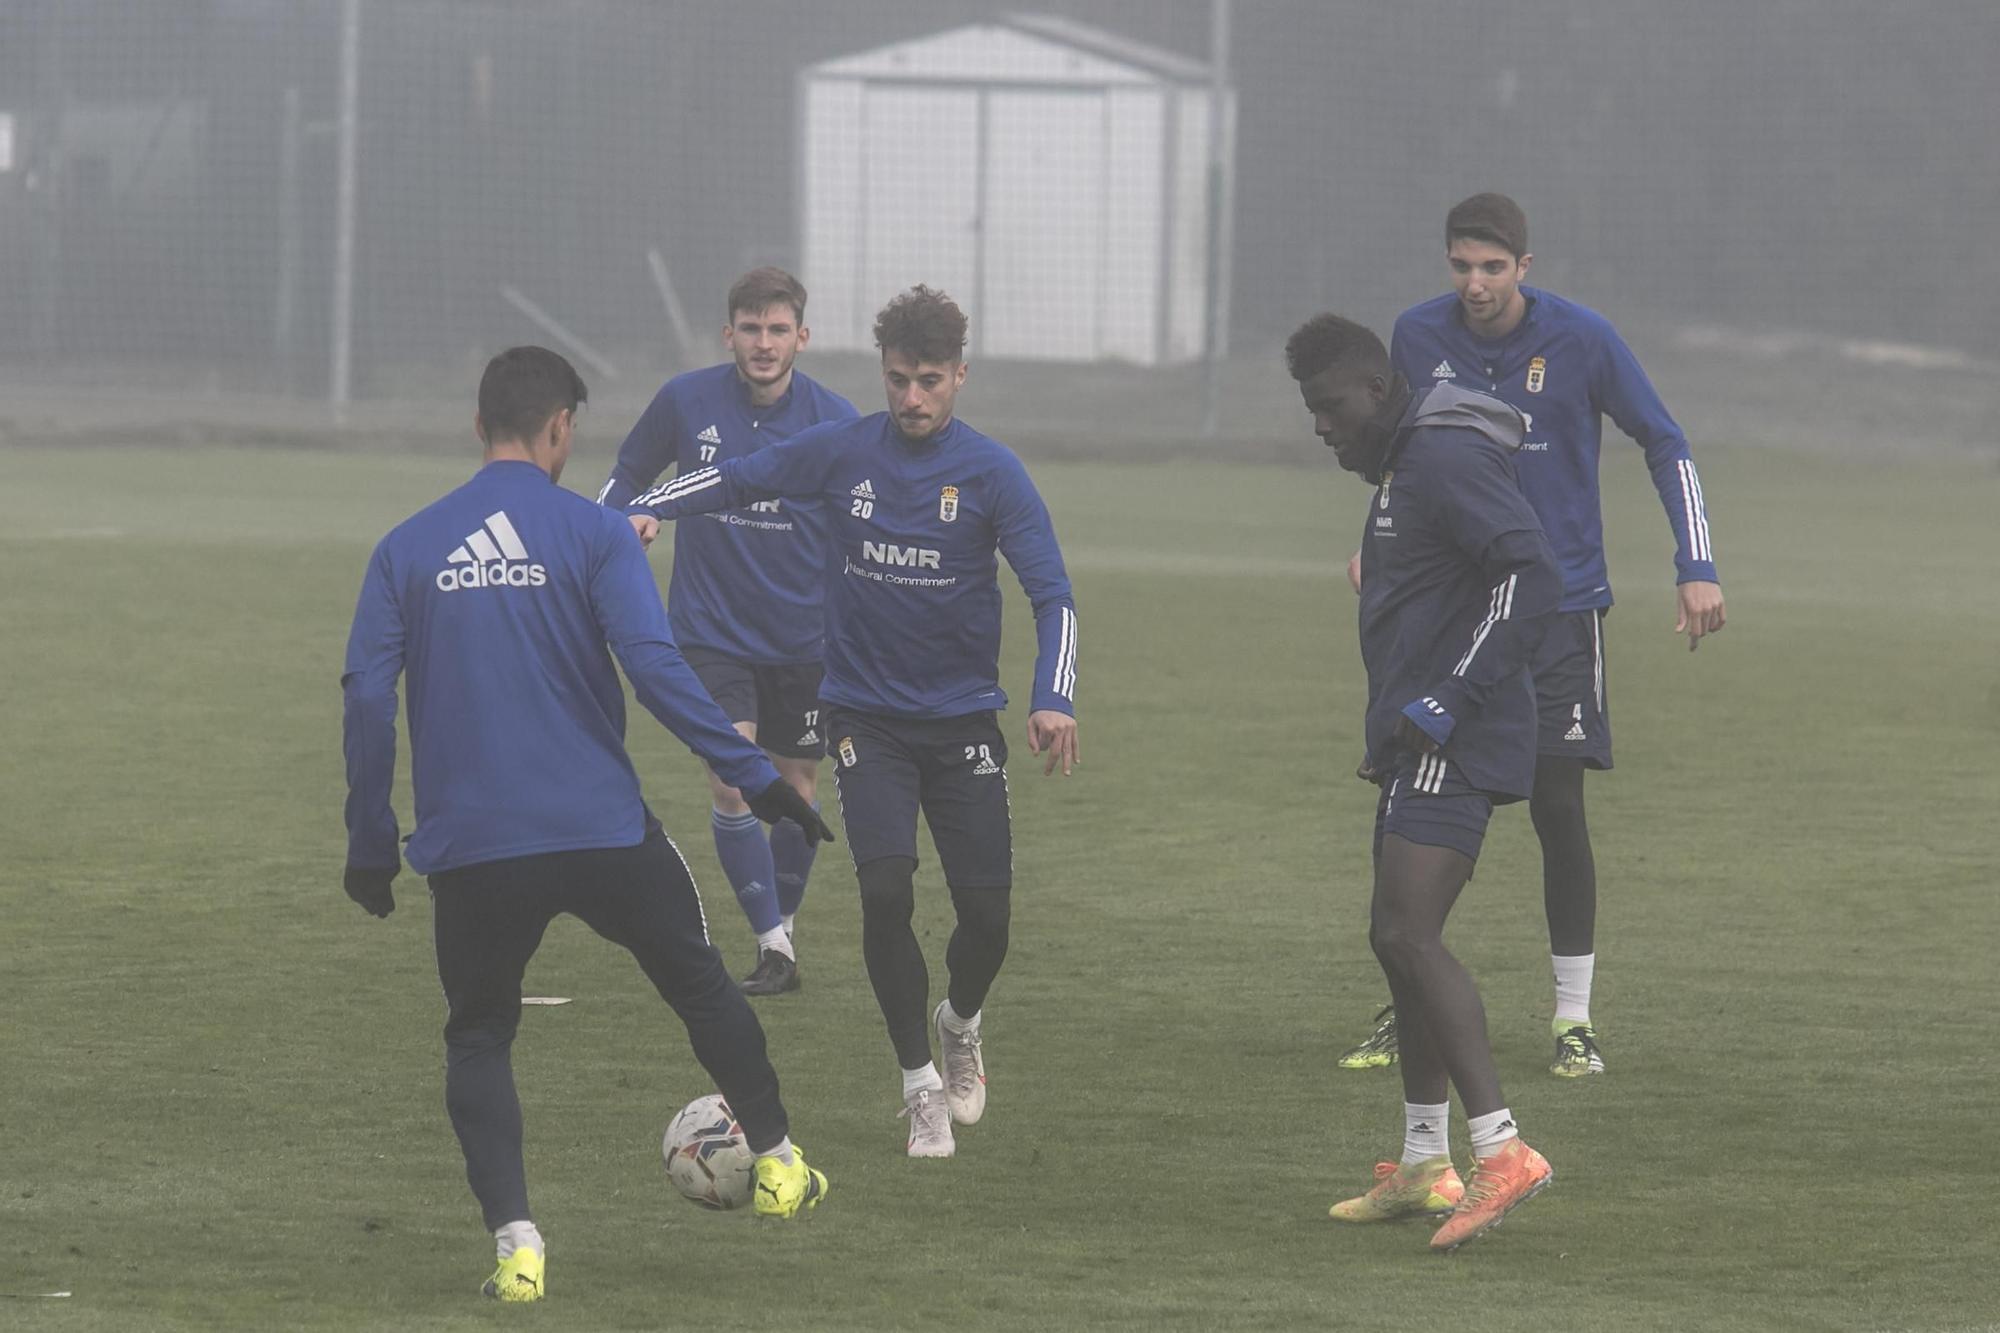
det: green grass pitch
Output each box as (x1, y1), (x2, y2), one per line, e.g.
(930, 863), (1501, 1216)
(2, 437), (1996, 1331)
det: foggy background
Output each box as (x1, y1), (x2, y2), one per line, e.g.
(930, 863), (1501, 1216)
(1, 0), (1995, 454)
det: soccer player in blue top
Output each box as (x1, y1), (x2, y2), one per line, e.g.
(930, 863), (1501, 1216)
(597, 268), (858, 997)
(629, 286), (1079, 1160)
(1337, 193), (1727, 1078)
(1288, 313), (1559, 1252)
(342, 346), (836, 1301)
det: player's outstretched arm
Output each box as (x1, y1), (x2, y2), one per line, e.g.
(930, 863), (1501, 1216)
(587, 515), (784, 797)
(744, 779), (836, 843)
(596, 382), (685, 510)
(628, 420), (844, 527)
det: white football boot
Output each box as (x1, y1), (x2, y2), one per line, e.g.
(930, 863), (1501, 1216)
(934, 1001), (987, 1125)
(900, 1086), (955, 1158)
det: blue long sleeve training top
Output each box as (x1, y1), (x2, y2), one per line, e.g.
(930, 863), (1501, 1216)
(343, 460), (781, 875)
(1360, 384), (1563, 802)
(595, 364), (857, 664)
(630, 412), (1077, 721)
(1391, 287), (1717, 612)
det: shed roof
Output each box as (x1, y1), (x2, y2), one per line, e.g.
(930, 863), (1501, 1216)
(807, 13), (1216, 89)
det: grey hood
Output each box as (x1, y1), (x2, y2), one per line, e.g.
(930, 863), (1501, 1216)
(1404, 381), (1527, 453)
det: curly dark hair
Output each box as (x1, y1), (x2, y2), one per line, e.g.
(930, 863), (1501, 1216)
(1283, 313), (1387, 383)
(873, 285), (969, 364)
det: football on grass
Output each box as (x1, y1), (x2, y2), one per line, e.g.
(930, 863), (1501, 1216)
(662, 1093), (756, 1210)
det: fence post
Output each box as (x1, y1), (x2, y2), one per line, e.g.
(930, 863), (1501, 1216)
(330, 0), (360, 421)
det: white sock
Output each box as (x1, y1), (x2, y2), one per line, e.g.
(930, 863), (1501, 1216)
(1553, 952), (1595, 1026)
(494, 1219), (543, 1260)
(756, 926), (795, 961)
(901, 1062), (943, 1099)
(937, 998), (979, 1034)
(781, 913), (796, 939)
(754, 1135), (795, 1167)
(1467, 1108), (1520, 1160)
(1401, 1101), (1451, 1165)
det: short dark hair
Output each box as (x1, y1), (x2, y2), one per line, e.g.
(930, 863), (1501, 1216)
(1284, 313), (1388, 383)
(727, 267), (808, 323)
(1446, 192), (1528, 259)
(478, 345), (587, 444)
(873, 285), (969, 364)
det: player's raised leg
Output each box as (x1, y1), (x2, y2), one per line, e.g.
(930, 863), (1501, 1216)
(565, 831), (827, 1217)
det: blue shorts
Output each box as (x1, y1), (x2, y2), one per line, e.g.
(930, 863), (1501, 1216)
(680, 646), (825, 760)
(1372, 754), (1494, 863)
(1533, 609), (1612, 769)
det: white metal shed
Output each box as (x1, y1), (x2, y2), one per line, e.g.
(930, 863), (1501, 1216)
(796, 14), (1233, 367)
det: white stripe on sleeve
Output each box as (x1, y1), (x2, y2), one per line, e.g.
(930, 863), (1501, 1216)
(633, 467), (723, 509)
(1452, 574), (1517, 677)
(1689, 461), (1712, 561)
(1050, 606), (1078, 701)
(1678, 460), (1712, 562)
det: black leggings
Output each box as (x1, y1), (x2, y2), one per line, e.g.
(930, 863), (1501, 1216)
(1530, 756), (1596, 956)
(857, 855), (1011, 1070)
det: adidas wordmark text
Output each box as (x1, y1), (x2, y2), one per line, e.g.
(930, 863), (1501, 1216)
(436, 511), (548, 591)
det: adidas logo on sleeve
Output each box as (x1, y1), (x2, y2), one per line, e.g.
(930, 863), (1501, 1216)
(696, 424), (722, 445)
(436, 511), (548, 591)
(850, 479), (876, 499)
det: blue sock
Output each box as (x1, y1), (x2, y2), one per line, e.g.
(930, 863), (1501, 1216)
(770, 803), (822, 918)
(712, 808), (780, 935)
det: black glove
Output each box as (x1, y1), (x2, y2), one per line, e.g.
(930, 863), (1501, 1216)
(744, 779), (836, 845)
(344, 864), (398, 919)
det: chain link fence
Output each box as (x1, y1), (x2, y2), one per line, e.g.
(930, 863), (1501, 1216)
(2, 0), (1994, 448)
